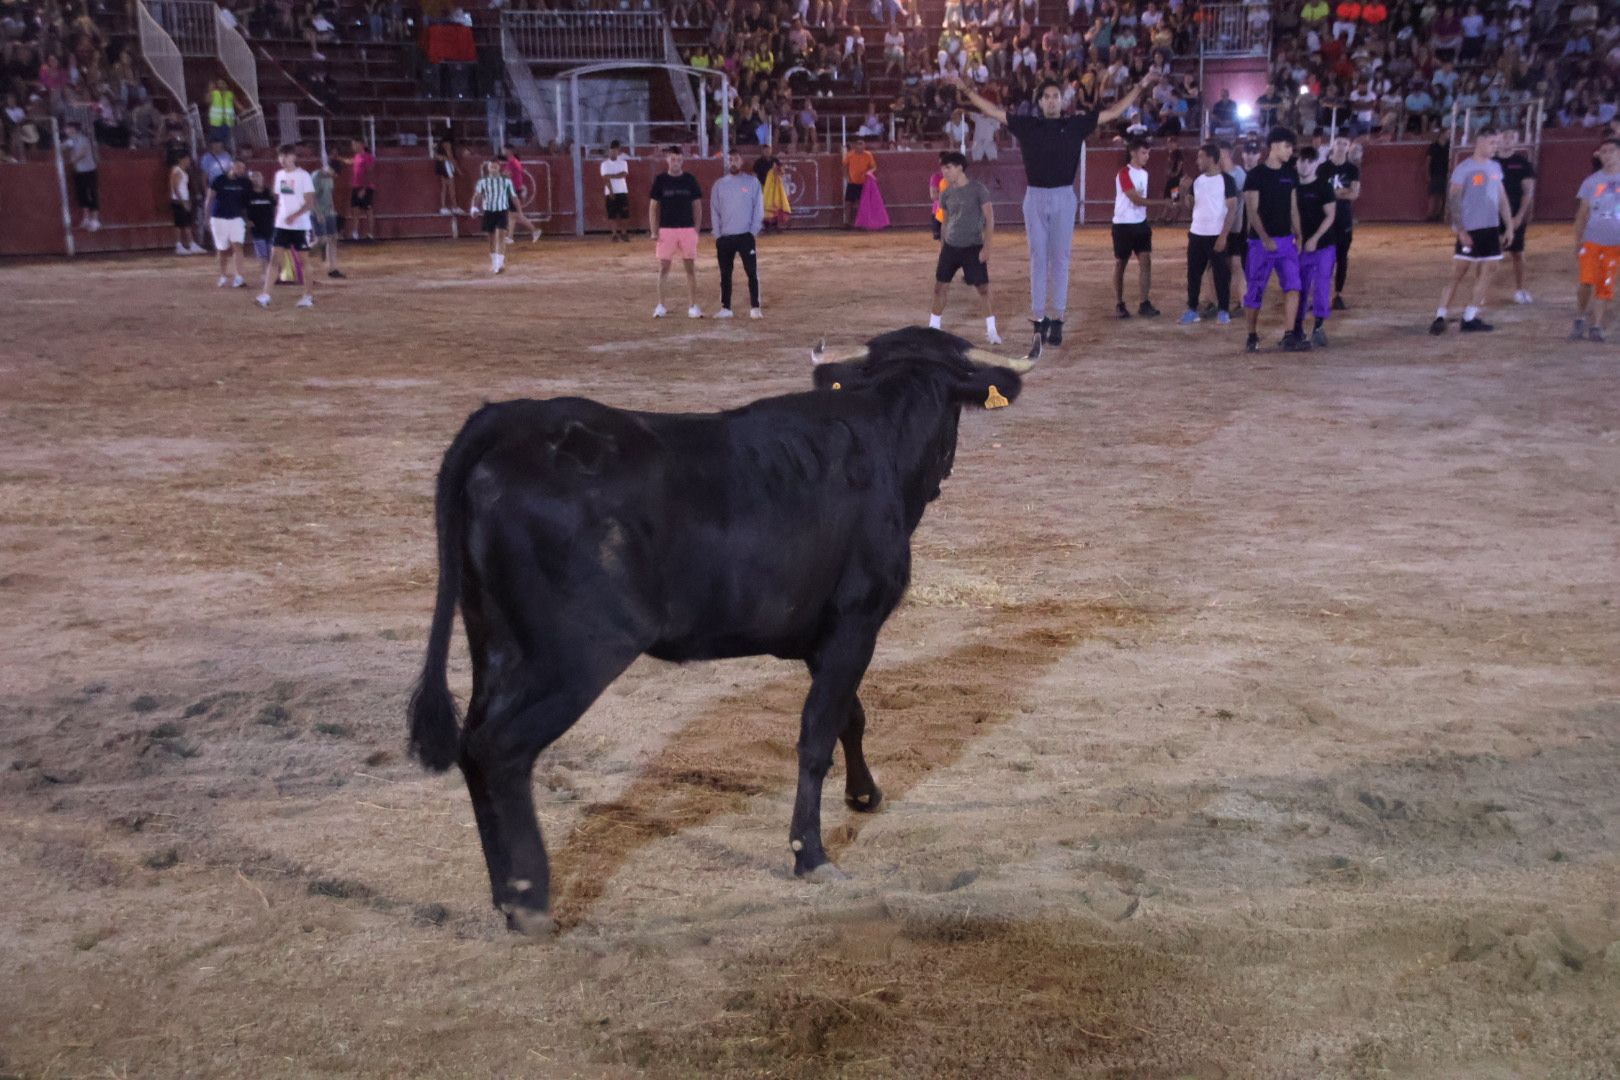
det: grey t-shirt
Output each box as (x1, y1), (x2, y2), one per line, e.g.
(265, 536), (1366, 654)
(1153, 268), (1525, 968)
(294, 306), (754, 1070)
(939, 178), (991, 248)
(63, 132), (96, 173)
(1449, 157), (1504, 231)
(1577, 170), (1620, 247)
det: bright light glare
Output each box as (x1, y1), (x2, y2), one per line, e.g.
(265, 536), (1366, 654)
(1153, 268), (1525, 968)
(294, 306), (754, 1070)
(1236, 102), (1255, 120)
(1298, 86), (1309, 96)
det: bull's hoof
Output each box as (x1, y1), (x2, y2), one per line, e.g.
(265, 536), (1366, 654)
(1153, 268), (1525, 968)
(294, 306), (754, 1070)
(844, 786), (884, 813)
(502, 904), (557, 938)
(797, 862), (851, 884)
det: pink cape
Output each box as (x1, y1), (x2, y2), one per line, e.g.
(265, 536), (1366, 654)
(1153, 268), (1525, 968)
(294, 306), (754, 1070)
(853, 174), (890, 230)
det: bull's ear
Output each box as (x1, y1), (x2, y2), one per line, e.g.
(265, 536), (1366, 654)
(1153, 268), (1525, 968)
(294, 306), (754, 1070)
(813, 362), (853, 391)
(950, 366), (1023, 410)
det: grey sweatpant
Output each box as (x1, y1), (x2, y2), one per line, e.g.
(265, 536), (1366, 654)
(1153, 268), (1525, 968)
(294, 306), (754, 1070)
(1022, 184), (1078, 320)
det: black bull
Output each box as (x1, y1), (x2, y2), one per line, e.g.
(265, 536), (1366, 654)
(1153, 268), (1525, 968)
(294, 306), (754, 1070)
(408, 326), (1037, 933)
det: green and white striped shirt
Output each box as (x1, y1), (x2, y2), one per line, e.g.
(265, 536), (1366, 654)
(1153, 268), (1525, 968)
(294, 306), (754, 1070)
(475, 175), (516, 212)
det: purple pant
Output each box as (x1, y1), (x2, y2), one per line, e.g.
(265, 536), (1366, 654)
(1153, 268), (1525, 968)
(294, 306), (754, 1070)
(1298, 246), (1337, 320)
(1243, 236), (1302, 309)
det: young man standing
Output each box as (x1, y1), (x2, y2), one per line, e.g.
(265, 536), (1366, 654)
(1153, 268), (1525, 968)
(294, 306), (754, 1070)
(1318, 135), (1360, 309)
(256, 144), (315, 309)
(347, 138), (377, 241)
(312, 160), (344, 279)
(649, 146), (704, 318)
(1181, 141), (1238, 325)
(927, 150), (1000, 344)
(1497, 135), (1537, 304)
(206, 158), (252, 288)
(1112, 137), (1159, 318)
(1242, 127), (1310, 353)
(709, 151), (764, 319)
(59, 120), (100, 232)
(1570, 138), (1620, 343)
(842, 136), (877, 228)
(950, 70), (1157, 345)
(170, 153), (204, 255)
(601, 140), (631, 242)
(471, 159), (516, 275)
(1425, 130), (1450, 222)
(1291, 146), (1339, 347)
(1430, 127), (1513, 335)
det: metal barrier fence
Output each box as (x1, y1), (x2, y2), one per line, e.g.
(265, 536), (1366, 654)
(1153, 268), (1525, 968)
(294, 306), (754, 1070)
(216, 7), (268, 147)
(1198, 2), (1271, 58)
(136, 0), (189, 109)
(153, 0), (218, 57)
(501, 12), (667, 63)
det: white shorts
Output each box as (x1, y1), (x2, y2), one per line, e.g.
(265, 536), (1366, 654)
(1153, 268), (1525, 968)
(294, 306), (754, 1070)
(210, 217), (246, 248)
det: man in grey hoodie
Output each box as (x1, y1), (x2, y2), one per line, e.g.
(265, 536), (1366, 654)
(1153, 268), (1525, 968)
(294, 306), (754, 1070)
(709, 152), (765, 319)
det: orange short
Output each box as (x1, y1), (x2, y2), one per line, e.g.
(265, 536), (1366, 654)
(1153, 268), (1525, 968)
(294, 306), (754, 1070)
(1579, 242), (1620, 301)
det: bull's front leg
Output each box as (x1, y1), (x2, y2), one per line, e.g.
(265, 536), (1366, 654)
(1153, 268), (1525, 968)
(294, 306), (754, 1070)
(840, 695), (884, 814)
(791, 636), (876, 880)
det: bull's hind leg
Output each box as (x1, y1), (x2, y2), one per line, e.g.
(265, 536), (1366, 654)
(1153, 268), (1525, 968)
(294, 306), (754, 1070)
(840, 696), (883, 814)
(792, 636), (877, 879)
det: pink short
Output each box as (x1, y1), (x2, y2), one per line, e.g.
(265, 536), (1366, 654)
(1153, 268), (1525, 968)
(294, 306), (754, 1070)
(655, 227), (698, 261)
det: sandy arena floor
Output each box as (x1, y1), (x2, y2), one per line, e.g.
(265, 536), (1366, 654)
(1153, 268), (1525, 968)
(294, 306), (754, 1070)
(1, 225), (1617, 1079)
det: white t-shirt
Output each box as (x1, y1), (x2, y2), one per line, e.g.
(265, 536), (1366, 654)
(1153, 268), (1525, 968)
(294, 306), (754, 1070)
(600, 156), (628, 196)
(1190, 171), (1238, 236)
(273, 167), (315, 229)
(1113, 163), (1148, 224)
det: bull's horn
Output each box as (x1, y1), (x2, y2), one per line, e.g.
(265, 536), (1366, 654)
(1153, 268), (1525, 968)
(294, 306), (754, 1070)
(810, 338), (866, 366)
(967, 335), (1041, 374)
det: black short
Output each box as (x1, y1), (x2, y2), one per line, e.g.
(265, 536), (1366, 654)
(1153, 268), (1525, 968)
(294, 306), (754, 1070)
(1428, 177), (1448, 197)
(930, 217), (941, 241)
(844, 181), (863, 204)
(1111, 221), (1152, 259)
(171, 201), (193, 228)
(1454, 226), (1503, 262)
(482, 209), (509, 233)
(271, 227), (310, 251)
(73, 170), (99, 211)
(350, 187), (374, 209)
(935, 242), (989, 286)
(1503, 222), (1526, 254)
(605, 193), (630, 219)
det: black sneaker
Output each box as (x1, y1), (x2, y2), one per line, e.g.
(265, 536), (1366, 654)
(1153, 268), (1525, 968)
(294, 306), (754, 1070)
(1245, 333), (1259, 353)
(1332, 295), (1347, 311)
(1282, 331), (1312, 352)
(1311, 327), (1328, 348)
(1031, 317), (1051, 343)
(1115, 301), (1131, 319)
(1428, 316), (1448, 335)
(1459, 317), (1494, 333)
(1138, 300), (1161, 318)
(1046, 319), (1064, 346)
(328, 269), (346, 279)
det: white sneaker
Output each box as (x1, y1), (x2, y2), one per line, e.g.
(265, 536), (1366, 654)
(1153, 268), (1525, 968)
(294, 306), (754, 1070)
(232, 276), (245, 288)
(255, 293), (271, 308)
(986, 331), (1003, 345)
(653, 304), (667, 318)
(187, 243), (205, 254)
(715, 308), (734, 319)
(295, 295), (314, 308)
(176, 243), (188, 255)
(452, 207), (466, 216)
(217, 275), (229, 288)
(350, 230), (360, 241)
(1514, 289), (1533, 304)
(688, 305), (703, 318)
(749, 307), (764, 319)
(439, 207), (451, 216)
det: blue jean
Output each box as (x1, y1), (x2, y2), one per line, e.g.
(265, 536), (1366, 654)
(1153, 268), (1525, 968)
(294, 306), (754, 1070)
(1022, 185), (1077, 319)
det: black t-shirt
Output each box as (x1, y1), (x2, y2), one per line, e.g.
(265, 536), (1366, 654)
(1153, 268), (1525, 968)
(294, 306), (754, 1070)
(650, 171), (704, 229)
(1426, 140), (1450, 181)
(210, 174), (253, 219)
(1243, 162), (1298, 241)
(246, 190), (276, 235)
(1497, 153), (1535, 213)
(1296, 176), (1336, 242)
(1318, 159), (1359, 233)
(1006, 110), (1099, 188)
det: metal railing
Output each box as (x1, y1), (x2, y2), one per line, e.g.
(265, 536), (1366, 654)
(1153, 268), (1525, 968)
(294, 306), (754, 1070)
(1198, 2), (1271, 59)
(136, 0), (189, 108)
(216, 7), (268, 147)
(501, 12), (667, 64)
(153, 0), (218, 57)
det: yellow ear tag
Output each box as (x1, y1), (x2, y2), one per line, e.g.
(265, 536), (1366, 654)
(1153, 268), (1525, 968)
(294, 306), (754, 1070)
(831, 382), (842, 390)
(984, 384), (1010, 409)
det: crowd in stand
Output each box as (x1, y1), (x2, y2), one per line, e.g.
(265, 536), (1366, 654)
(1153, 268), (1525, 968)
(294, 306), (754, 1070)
(0, 0), (163, 158)
(1251, 0), (1616, 140)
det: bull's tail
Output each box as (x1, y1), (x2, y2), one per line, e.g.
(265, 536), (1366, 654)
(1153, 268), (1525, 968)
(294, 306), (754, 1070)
(407, 404), (503, 773)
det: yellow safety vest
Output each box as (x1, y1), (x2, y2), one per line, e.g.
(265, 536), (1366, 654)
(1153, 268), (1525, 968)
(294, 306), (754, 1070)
(209, 87), (236, 127)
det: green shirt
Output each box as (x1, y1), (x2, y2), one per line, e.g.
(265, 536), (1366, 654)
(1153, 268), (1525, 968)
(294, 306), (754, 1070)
(313, 170), (335, 216)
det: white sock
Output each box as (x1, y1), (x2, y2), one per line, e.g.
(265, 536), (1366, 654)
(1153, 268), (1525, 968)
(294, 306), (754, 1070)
(985, 315), (998, 335)
(928, 313), (942, 329)
(1463, 306), (1479, 321)
(1435, 307), (1448, 319)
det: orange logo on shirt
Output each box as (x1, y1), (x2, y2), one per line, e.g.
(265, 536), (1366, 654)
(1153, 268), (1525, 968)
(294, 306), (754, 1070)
(1470, 173), (1486, 186)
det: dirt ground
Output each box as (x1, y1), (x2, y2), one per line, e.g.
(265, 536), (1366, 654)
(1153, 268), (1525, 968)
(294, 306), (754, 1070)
(1, 225), (1617, 1080)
